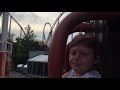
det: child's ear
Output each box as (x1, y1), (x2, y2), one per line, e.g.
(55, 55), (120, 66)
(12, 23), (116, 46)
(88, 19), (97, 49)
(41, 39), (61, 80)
(94, 56), (100, 64)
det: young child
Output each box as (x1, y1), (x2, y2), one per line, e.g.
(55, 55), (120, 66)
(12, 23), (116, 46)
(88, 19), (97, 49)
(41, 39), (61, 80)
(62, 34), (102, 78)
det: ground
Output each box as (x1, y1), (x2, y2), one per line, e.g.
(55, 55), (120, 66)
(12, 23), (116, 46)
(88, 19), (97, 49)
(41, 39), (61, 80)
(10, 71), (27, 78)
(10, 71), (47, 78)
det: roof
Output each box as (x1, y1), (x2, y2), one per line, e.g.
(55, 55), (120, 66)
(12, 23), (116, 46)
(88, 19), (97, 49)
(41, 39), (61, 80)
(28, 54), (48, 63)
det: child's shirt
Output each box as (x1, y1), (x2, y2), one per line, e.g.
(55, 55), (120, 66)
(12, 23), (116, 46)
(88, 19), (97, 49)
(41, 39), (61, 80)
(66, 69), (102, 78)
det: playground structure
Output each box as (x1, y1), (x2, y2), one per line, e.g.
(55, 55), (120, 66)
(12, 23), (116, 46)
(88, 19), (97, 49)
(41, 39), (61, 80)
(0, 12), (26, 78)
(0, 12), (12, 78)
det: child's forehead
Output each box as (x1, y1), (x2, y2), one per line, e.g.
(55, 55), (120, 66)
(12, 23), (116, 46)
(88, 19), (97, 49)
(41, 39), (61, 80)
(71, 44), (93, 51)
(72, 43), (89, 48)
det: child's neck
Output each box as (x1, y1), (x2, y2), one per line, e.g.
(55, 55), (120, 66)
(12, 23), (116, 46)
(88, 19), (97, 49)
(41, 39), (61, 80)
(73, 69), (93, 77)
(73, 70), (81, 76)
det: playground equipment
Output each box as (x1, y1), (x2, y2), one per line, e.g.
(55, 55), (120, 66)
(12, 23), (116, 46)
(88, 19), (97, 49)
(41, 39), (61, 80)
(0, 12), (12, 78)
(0, 12), (26, 78)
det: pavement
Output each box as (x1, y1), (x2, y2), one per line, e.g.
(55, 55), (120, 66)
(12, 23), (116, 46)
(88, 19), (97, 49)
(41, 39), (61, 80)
(10, 71), (47, 78)
(10, 71), (27, 78)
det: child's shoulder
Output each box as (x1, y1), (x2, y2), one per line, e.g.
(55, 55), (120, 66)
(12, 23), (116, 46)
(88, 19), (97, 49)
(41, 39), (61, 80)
(62, 69), (73, 78)
(62, 72), (68, 78)
(81, 70), (102, 78)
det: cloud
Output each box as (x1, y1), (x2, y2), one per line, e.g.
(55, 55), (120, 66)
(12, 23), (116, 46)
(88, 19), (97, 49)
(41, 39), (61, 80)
(8, 12), (71, 41)
(0, 12), (75, 44)
(10, 12), (45, 24)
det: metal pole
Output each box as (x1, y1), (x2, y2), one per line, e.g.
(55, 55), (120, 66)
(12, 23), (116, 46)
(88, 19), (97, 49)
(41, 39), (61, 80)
(43, 62), (44, 76)
(1, 12), (9, 78)
(8, 16), (11, 41)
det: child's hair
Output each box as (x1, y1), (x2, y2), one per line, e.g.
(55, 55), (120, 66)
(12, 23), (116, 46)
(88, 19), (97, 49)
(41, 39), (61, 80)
(69, 34), (101, 57)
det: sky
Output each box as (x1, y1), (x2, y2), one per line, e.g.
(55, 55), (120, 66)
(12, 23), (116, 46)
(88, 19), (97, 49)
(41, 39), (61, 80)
(0, 12), (78, 43)
(9, 12), (64, 41)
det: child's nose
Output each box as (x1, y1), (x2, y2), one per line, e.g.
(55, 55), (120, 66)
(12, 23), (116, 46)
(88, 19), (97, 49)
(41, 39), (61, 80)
(74, 53), (80, 61)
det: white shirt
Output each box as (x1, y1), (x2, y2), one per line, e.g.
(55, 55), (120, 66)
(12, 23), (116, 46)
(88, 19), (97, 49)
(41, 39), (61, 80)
(66, 69), (102, 78)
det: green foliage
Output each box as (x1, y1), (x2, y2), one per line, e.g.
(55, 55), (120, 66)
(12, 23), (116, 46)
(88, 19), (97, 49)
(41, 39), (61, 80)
(11, 25), (48, 69)
(7, 33), (15, 43)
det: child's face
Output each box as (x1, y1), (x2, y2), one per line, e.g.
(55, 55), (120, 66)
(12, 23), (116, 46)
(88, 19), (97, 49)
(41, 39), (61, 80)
(69, 44), (98, 75)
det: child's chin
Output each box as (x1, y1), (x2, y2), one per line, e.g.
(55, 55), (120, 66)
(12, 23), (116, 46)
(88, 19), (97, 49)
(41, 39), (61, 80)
(72, 67), (80, 71)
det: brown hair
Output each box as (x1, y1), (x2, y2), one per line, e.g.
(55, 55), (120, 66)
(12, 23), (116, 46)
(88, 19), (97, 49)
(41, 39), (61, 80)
(69, 34), (101, 57)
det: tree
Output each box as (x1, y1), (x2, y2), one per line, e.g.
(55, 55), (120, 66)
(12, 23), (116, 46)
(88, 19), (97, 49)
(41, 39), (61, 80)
(7, 33), (15, 43)
(12, 25), (48, 69)
(24, 25), (37, 41)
